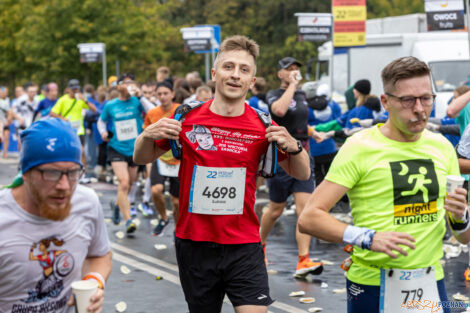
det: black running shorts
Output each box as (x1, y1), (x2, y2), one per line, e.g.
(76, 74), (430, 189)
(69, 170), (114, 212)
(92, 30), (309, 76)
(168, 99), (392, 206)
(175, 238), (273, 313)
(107, 146), (137, 167)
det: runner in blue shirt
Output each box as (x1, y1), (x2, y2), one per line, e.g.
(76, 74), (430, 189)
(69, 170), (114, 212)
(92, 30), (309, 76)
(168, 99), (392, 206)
(98, 73), (148, 234)
(34, 83), (59, 120)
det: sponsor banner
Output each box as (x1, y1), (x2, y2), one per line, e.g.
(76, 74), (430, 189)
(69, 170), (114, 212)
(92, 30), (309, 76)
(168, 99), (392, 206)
(334, 21), (366, 32)
(333, 32), (366, 47)
(425, 0), (464, 12)
(298, 15), (332, 26)
(426, 10), (465, 31)
(332, 5), (367, 21)
(332, 0), (366, 47)
(332, 0), (366, 6)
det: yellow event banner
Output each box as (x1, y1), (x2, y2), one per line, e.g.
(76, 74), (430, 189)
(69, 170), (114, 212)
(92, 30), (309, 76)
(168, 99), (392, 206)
(332, 6), (367, 21)
(332, 0), (366, 47)
(333, 32), (365, 47)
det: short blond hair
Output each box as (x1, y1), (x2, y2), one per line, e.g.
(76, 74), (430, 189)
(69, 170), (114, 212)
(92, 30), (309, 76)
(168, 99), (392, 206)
(214, 35), (259, 73)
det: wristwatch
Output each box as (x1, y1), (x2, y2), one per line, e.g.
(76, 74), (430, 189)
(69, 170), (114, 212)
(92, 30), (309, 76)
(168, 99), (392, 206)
(289, 140), (303, 155)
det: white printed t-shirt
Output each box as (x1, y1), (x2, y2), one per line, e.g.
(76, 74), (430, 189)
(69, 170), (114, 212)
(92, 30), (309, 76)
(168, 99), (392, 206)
(0, 185), (110, 313)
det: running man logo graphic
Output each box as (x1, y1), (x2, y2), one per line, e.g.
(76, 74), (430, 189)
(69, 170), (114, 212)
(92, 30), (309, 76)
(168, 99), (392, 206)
(390, 159), (439, 225)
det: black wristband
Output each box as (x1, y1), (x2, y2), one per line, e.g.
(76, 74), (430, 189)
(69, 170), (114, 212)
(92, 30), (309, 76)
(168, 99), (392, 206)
(289, 140), (303, 155)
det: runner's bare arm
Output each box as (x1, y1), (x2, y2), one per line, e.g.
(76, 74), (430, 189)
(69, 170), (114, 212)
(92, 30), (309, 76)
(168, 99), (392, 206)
(140, 96), (156, 113)
(298, 180), (350, 242)
(9, 110), (25, 125)
(86, 100), (97, 113)
(266, 125), (310, 180)
(81, 250), (112, 283)
(133, 118), (181, 164)
(445, 187), (470, 243)
(298, 180), (416, 258)
(447, 89), (470, 118)
(270, 71), (299, 117)
(458, 158), (470, 174)
(49, 111), (66, 121)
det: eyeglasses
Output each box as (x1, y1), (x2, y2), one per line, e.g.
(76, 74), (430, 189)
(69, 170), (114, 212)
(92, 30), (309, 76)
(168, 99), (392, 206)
(35, 168), (83, 182)
(385, 92), (436, 109)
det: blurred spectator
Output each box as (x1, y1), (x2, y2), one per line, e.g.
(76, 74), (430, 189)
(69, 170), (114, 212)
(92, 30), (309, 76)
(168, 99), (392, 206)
(206, 80), (216, 94)
(84, 84), (100, 170)
(248, 77), (268, 113)
(34, 82), (59, 120)
(37, 84), (47, 102)
(3, 86), (24, 157)
(0, 87), (10, 152)
(156, 66), (171, 83)
(108, 75), (118, 87)
(174, 86), (190, 104)
(11, 83), (39, 151)
(183, 77), (203, 105)
(50, 79), (97, 180)
(195, 85), (213, 102)
(141, 81), (158, 105)
(303, 82), (341, 186)
(185, 71), (200, 83)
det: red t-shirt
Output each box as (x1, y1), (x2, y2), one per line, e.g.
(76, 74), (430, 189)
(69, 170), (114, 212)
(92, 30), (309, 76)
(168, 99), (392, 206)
(155, 100), (286, 244)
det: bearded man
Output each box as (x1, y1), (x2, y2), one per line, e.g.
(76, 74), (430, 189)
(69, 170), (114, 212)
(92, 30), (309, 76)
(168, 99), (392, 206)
(0, 118), (112, 313)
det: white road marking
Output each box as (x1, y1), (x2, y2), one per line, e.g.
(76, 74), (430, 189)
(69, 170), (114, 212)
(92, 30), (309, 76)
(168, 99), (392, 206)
(112, 243), (309, 313)
(111, 242), (179, 272)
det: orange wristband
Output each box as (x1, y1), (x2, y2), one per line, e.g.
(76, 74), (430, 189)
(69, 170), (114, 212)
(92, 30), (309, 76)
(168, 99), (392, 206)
(83, 272), (105, 289)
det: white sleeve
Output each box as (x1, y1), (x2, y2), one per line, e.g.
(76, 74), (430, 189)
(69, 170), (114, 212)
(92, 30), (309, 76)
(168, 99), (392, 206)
(140, 97), (155, 113)
(97, 117), (107, 135)
(87, 197), (111, 257)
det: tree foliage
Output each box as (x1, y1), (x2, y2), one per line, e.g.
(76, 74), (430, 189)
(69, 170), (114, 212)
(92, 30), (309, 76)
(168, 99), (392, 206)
(0, 0), (426, 91)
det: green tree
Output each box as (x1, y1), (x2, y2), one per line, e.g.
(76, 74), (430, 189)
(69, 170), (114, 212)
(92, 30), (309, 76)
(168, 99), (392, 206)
(0, 0), (428, 92)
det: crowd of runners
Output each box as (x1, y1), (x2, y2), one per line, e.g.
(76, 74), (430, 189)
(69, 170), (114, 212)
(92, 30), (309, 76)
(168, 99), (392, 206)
(1, 34), (470, 313)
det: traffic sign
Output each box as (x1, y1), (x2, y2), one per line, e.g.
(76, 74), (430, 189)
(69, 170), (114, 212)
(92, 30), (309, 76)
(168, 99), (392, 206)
(295, 13), (332, 42)
(77, 42), (107, 86)
(180, 25), (220, 54)
(77, 43), (105, 63)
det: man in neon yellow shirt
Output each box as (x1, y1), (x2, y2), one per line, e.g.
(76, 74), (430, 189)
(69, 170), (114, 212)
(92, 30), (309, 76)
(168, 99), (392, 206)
(299, 57), (470, 313)
(50, 79), (96, 170)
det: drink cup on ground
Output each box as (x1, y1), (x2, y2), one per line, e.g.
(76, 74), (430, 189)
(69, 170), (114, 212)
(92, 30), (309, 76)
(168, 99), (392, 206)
(71, 280), (98, 313)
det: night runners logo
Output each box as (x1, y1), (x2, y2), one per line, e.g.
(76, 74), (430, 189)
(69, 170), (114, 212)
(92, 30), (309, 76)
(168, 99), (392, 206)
(390, 159), (439, 225)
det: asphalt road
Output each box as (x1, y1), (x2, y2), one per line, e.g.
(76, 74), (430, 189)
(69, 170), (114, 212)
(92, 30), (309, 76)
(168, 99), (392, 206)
(1, 154), (470, 313)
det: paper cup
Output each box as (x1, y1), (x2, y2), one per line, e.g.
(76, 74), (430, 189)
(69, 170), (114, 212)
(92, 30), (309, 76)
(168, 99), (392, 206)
(447, 175), (465, 194)
(71, 280), (98, 313)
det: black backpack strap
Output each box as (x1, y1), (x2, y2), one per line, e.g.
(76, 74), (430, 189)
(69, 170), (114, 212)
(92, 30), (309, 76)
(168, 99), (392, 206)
(252, 108), (278, 178)
(169, 101), (204, 159)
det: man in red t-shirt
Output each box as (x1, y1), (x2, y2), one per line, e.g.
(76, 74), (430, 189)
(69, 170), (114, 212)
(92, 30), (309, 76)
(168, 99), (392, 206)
(134, 35), (311, 313)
